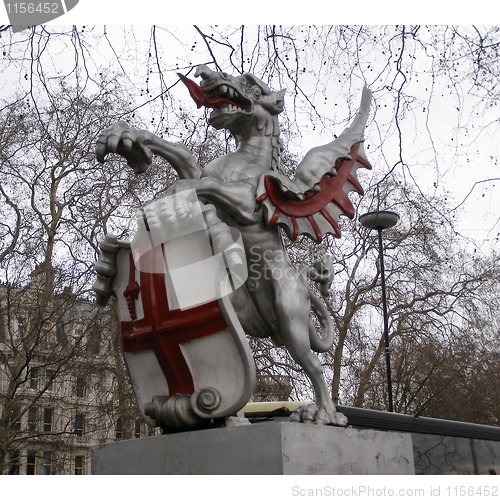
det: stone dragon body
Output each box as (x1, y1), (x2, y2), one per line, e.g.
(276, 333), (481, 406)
(96, 66), (372, 425)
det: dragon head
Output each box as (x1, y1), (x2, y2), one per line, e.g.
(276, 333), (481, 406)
(178, 66), (286, 136)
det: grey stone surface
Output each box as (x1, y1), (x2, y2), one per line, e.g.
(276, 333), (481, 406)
(91, 422), (414, 475)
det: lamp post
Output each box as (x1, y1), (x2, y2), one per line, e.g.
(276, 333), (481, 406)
(359, 210), (399, 413)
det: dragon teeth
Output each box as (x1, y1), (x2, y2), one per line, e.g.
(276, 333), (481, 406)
(220, 104), (240, 112)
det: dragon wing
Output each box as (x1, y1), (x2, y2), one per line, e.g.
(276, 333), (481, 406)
(257, 86), (372, 243)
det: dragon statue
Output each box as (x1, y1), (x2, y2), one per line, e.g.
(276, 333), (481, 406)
(95, 66), (372, 426)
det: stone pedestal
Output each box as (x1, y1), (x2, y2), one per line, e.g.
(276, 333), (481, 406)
(91, 422), (414, 475)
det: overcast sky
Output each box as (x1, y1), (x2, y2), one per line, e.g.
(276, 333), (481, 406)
(1, 21), (499, 249)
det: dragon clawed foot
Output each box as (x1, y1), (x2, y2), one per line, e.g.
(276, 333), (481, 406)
(289, 403), (348, 427)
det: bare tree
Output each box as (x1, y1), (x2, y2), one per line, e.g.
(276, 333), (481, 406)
(0, 81), (152, 473)
(318, 176), (500, 421)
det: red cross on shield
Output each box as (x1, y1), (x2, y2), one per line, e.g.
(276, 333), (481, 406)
(111, 227), (255, 430)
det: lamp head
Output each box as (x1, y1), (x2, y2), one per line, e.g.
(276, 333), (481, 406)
(359, 211), (399, 231)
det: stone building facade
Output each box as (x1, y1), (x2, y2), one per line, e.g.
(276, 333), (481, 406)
(0, 284), (151, 475)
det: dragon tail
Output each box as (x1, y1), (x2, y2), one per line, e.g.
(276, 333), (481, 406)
(301, 255), (335, 353)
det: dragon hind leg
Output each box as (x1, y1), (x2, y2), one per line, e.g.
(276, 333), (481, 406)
(273, 271), (347, 426)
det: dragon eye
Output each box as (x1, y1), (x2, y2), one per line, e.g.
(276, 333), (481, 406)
(252, 86), (262, 98)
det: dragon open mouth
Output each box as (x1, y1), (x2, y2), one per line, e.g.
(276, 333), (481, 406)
(178, 73), (250, 112)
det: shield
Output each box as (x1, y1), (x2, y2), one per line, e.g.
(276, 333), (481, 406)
(95, 193), (255, 432)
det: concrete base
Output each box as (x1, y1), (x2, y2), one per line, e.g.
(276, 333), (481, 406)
(91, 422), (414, 475)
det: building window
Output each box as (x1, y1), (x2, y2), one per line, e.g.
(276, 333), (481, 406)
(74, 328), (83, 350)
(45, 369), (54, 391)
(135, 419), (141, 439)
(30, 367), (39, 389)
(86, 324), (101, 355)
(26, 451), (36, 475)
(9, 404), (21, 431)
(42, 452), (51, 475)
(43, 408), (53, 432)
(74, 455), (84, 475)
(7, 451), (20, 475)
(41, 329), (52, 345)
(115, 418), (123, 440)
(75, 376), (85, 398)
(28, 406), (38, 432)
(55, 322), (68, 347)
(74, 414), (84, 436)
(0, 315), (5, 341)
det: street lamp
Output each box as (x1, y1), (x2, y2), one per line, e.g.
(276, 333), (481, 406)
(359, 210), (399, 413)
